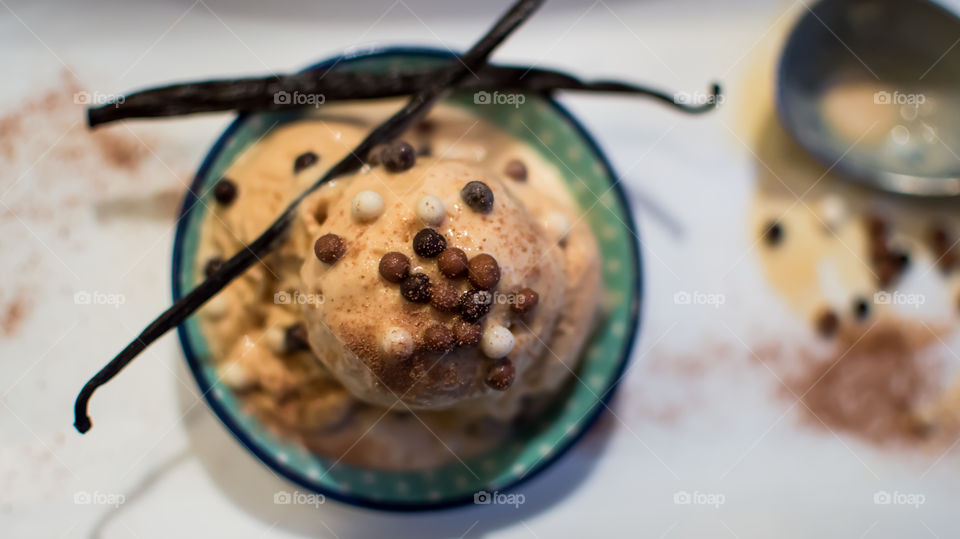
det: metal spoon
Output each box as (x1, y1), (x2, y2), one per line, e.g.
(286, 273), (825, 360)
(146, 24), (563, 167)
(777, 0), (960, 196)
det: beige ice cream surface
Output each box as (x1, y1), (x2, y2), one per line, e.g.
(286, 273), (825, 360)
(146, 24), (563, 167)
(196, 100), (602, 469)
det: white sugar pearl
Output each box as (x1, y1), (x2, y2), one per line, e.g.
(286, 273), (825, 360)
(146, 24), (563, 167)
(218, 362), (254, 390)
(201, 293), (229, 319)
(382, 326), (414, 359)
(264, 326), (286, 355)
(416, 195), (445, 226)
(820, 194), (847, 231)
(481, 324), (514, 359)
(544, 211), (571, 243)
(351, 190), (384, 222)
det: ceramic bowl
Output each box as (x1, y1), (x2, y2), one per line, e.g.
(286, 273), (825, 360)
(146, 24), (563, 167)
(172, 47), (642, 510)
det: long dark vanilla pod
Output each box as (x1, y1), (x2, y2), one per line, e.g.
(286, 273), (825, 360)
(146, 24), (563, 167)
(87, 65), (720, 127)
(73, 0), (544, 433)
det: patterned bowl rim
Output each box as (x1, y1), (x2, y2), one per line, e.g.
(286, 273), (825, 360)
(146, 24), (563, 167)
(171, 46), (643, 511)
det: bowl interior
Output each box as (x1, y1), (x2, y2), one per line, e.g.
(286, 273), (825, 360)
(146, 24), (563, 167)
(173, 49), (641, 510)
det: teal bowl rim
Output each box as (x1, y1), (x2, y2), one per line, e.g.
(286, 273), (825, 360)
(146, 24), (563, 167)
(171, 46), (643, 511)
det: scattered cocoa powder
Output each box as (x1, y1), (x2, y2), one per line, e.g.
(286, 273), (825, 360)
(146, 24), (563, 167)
(0, 70), (154, 198)
(630, 321), (958, 451)
(0, 74), (142, 172)
(0, 70), (180, 341)
(92, 128), (147, 171)
(626, 341), (740, 427)
(785, 316), (950, 446)
(0, 293), (29, 336)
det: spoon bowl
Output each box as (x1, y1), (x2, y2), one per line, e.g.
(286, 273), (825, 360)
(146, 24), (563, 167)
(777, 0), (960, 196)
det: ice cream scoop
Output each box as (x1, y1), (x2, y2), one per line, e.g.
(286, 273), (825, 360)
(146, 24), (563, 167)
(193, 100), (603, 429)
(297, 155), (601, 418)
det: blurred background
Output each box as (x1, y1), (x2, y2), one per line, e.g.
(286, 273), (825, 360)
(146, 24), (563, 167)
(2, 0), (960, 537)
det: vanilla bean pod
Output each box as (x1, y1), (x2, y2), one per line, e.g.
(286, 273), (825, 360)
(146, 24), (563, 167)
(73, 0), (544, 433)
(88, 65), (720, 127)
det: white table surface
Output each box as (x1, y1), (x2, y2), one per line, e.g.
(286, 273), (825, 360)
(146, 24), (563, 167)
(2, 0), (960, 537)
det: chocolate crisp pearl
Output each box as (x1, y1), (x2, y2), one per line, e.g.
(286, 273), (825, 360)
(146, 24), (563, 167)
(283, 323), (311, 353)
(413, 228), (447, 258)
(460, 181), (494, 213)
(871, 235), (890, 263)
(415, 119), (435, 134)
(816, 308), (839, 338)
(213, 178), (237, 205)
(764, 220), (784, 247)
(939, 250), (958, 274)
(453, 319), (482, 347)
(382, 140), (416, 172)
(204, 256), (224, 278)
(876, 258), (898, 288)
(378, 252), (410, 283)
(438, 247), (469, 279)
(867, 214), (888, 239)
(927, 224), (956, 273)
(511, 288), (539, 314)
(293, 151), (319, 173)
(459, 289), (492, 322)
(423, 324), (455, 353)
(485, 358), (516, 390)
(430, 281), (460, 313)
(468, 253), (500, 290)
(504, 159), (527, 181)
(314, 233), (346, 264)
(400, 273), (432, 303)
(930, 224), (950, 249)
(853, 297), (870, 321)
(892, 251), (910, 272)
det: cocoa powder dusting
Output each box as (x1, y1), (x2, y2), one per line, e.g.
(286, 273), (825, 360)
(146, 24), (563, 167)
(631, 323), (957, 451)
(786, 317), (948, 446)
(0, 70), (151, 185)
(0, 293), (29, 336)
(1, 71), (168, 230)
(92, 128), (147, 171)
(0, 71), (179, 341)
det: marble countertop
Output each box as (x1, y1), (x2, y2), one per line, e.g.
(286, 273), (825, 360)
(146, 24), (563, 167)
(2, 0), (959, 537)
